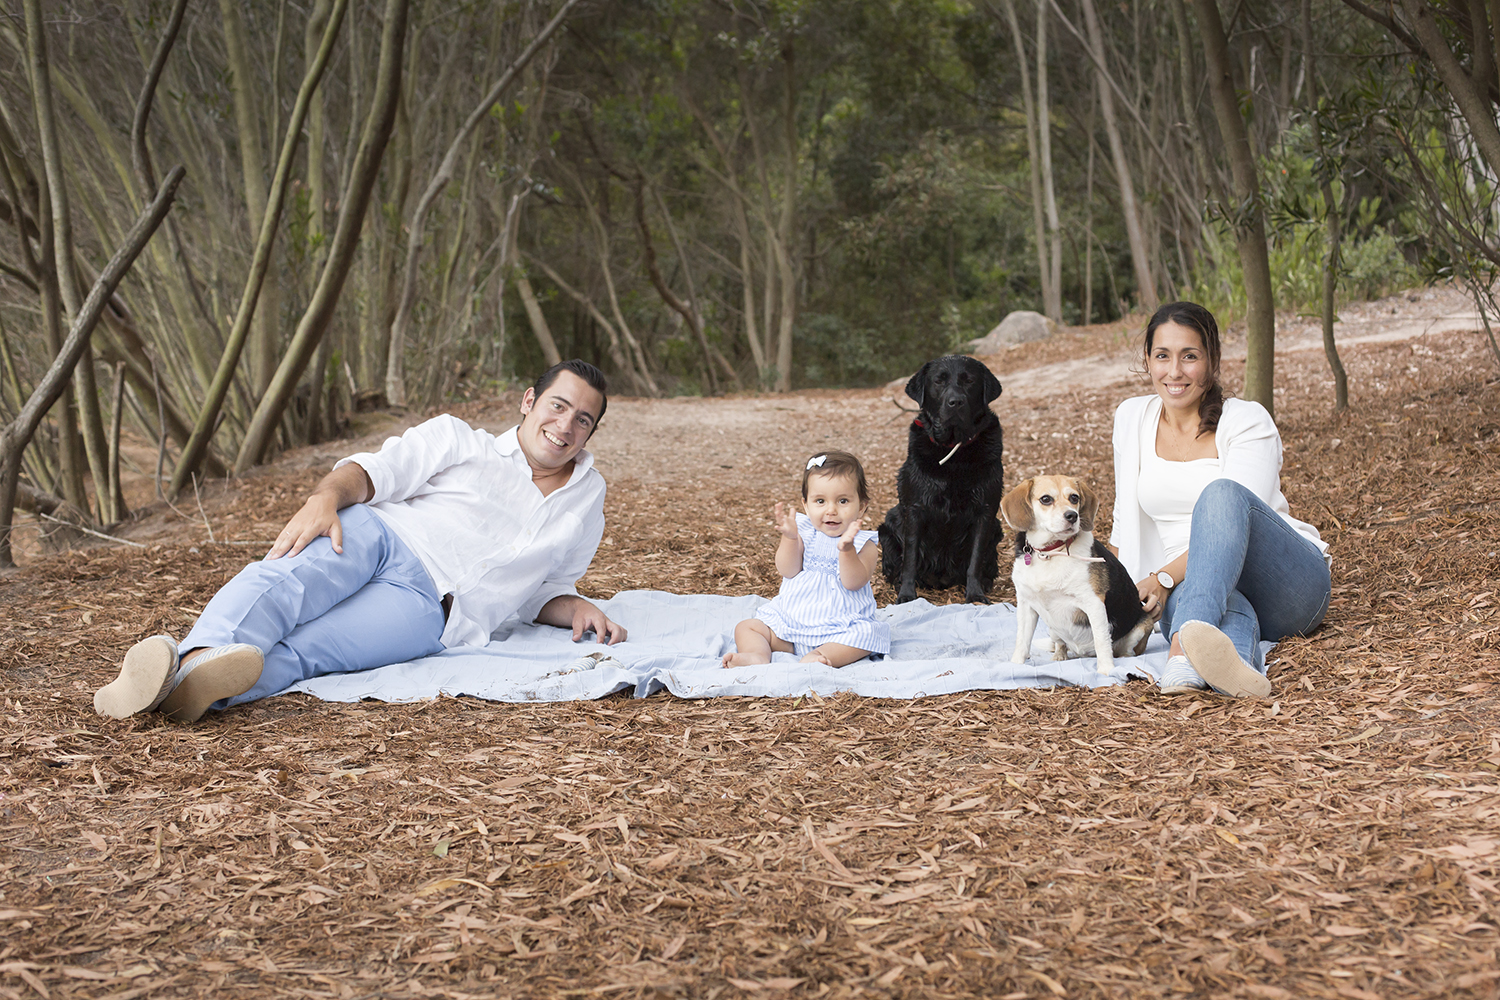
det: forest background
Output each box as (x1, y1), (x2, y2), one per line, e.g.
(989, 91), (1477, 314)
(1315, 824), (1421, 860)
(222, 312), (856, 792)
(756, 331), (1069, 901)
(1, 0), (1499, 564)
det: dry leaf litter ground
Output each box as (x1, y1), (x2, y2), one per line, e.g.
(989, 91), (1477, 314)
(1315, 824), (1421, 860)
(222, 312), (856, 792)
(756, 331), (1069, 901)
(1, 287), (1498, 999)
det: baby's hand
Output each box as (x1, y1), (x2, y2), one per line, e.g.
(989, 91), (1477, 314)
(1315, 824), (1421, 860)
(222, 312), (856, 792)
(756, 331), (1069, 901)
(837, 517), (864, 551)
(774, 502), (800, 540)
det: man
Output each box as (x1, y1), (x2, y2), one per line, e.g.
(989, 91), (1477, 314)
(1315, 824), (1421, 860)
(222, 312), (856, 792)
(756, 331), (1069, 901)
(94, 359), (626, 723)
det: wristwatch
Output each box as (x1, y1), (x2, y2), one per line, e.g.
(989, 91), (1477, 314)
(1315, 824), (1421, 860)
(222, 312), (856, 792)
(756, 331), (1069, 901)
(1156, 570), (1175, 589)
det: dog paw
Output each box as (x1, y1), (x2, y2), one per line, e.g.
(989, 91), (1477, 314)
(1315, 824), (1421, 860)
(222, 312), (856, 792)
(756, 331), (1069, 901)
(895, 589), (919, 604)
(965, 592), (992, 605)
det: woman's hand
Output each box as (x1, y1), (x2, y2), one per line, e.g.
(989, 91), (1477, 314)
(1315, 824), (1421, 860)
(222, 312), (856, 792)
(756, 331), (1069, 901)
(1137, 576), (1169, 615)
(774, 502), (800, 540)
(837, 517), (864, 552)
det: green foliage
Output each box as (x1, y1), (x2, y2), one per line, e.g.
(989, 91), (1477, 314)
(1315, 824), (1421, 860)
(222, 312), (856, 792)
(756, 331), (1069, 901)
(795, 313), (891, 387)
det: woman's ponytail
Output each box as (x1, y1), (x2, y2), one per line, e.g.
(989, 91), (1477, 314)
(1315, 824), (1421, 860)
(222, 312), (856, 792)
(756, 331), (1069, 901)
(1198, 380), (1225, 437)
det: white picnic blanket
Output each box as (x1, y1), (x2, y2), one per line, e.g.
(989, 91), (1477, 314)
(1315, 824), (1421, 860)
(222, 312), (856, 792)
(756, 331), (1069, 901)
(285, 590), (1267, 704)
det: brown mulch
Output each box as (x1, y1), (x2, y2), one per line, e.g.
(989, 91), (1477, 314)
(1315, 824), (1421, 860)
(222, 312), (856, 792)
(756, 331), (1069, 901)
(1, 301), (1498, 999)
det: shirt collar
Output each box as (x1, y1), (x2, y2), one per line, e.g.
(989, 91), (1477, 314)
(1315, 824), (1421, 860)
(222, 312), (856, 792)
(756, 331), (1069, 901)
(497, 424), (596, 486)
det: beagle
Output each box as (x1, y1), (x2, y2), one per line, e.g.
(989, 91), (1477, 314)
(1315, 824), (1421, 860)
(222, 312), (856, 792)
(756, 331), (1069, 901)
(1001, 475), (1157, 675)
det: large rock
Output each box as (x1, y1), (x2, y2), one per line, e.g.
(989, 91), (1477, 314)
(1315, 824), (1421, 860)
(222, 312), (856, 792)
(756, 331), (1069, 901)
(967, 310), (1059, 353)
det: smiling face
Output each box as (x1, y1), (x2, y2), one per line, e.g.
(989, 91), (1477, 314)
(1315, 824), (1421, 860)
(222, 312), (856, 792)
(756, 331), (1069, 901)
(517, 369), (605, 474)
(802, 471), (868, 537)
(1148, 320), (1214, 416)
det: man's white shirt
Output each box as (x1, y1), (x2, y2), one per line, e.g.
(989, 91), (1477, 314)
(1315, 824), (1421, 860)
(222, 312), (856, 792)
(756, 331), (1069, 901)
(336, 414), (606, 647)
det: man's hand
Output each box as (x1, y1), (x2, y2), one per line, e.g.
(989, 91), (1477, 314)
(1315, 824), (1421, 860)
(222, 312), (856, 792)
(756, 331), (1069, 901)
(570, 602), (627, 645)
(267, 493), (345, 559)
(538, 594), (627, 645)
(265, 463), (374, 559)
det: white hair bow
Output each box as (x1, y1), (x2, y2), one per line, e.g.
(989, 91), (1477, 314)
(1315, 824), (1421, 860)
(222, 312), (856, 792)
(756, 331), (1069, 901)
(806, 454), (827, 470)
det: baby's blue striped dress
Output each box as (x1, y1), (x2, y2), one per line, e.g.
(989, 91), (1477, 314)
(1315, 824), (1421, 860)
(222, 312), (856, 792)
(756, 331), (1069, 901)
(755, 513), (890, 658)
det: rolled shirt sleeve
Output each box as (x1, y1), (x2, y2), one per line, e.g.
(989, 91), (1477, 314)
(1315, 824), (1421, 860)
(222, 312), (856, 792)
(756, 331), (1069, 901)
(336, 414), (480, 505)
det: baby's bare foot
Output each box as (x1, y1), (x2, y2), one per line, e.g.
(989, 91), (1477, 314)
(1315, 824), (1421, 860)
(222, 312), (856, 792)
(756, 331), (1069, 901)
(799, 650), (834, 666)
(721, 652), (770, 669)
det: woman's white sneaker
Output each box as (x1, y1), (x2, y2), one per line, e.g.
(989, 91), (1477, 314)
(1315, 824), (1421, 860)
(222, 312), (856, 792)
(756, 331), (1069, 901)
(1158, 654), (1208, 695)
(157, 645), (264, 723)
(94, 635), (180, 719)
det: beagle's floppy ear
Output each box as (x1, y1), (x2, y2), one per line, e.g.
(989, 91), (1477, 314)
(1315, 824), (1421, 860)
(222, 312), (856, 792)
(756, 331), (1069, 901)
(982, 366), (1002, 404)
(904, 361), (932, 406)
(1000, 480), (1035, 533)
(1074, 480), (1099, 532)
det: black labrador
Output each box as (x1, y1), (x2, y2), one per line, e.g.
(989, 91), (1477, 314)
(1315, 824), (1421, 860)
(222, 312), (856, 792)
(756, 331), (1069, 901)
(878, 356), (1005, 604)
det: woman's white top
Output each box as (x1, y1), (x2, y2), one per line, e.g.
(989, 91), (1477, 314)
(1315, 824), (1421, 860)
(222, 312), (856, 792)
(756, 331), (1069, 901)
(1110, 395), (1330, 582)
(1138, 447), (1222, 561)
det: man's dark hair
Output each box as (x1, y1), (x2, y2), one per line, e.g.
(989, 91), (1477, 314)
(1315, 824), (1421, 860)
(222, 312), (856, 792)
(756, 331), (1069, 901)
(533, 359), (609, 430)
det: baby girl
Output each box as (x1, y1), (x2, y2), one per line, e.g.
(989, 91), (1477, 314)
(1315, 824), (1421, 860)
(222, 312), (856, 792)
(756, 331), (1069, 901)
(721, 451), (890, 668)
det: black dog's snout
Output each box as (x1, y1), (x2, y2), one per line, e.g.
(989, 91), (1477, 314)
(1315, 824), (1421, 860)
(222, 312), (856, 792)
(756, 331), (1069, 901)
(1065, 510), (1078, 524)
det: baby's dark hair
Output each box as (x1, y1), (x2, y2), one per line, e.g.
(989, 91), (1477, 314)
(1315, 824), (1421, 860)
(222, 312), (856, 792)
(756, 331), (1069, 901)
(801, 451), (870, 505)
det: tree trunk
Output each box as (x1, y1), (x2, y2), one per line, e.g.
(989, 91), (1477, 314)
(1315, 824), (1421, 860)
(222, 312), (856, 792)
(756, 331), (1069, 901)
(774, 40), (797, 392)
(1169, 0), (1217, 203)
(1084, 79), (1096, 324)
(0, 167), (183, 568)
(221, 0), (281, 395)
(1397, 0), (1500, 181)
(1302, 0), (1348, 411)
(633, 175), (718, 394)
(1037, 0), (1062, 323)
(681, 90), (771, 386)
(304, 0), (333, 441)
(997, 0), (1053, 319)
(1081, 0), (1157, 314)
(1196, 0), (1277, 412)
(516, 269), (563, 367)
(383, 0), (582, 408)
(170, 0), (349, 497)
(524, 252), (644, 387)
(24, 0), (116, 521)
(235, 0), (412, 473)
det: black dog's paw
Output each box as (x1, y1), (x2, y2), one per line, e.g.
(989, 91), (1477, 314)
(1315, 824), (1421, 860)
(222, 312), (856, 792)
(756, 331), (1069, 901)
(964, 587), (992, 605)
(895, 588), (919, 604)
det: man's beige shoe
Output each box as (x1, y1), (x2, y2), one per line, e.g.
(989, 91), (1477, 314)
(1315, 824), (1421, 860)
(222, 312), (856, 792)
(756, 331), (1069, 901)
(94, 635), (180, 719)
(158, 645), (264, 723)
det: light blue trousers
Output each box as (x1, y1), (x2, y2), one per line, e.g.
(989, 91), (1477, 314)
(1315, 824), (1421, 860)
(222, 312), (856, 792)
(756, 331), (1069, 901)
(1161, 479), (1332, 672)
(181, 504), (446, 710)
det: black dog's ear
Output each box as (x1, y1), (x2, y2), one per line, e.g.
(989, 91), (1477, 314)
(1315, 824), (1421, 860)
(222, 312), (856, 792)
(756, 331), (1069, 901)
(1000, 480), (1035, 533)
(982, 366), (1002, 404)
(904, 362), (932, 406)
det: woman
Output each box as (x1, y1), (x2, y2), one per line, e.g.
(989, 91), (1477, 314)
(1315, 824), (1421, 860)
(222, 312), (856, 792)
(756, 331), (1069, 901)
(1110, 302), (1331, 696)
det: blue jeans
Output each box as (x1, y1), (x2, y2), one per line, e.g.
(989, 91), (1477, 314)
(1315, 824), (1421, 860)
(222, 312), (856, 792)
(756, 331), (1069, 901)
(180, 504), (446, 710)
(1161, 479), (1331, 672)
